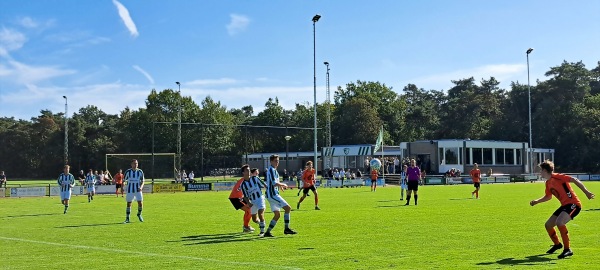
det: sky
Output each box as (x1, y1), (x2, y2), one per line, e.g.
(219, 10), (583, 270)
(1, 0), (599, 120)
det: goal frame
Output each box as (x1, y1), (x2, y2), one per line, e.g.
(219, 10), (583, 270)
(105, 153), (176, 182)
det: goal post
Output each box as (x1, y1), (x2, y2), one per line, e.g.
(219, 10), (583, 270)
(105, 153), (176, 182)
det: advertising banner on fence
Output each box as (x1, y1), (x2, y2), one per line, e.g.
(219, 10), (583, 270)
(185, 183), (212, 191)
(426, 177), (444, 185)
(495, 176), (510, 183)
(212, 182), (235, 191)
(50, 186), (84, 196)
(153, 183), (184, 193)
(0, 188), (5, 197)
(446, 177), (463, 185)
(591, 175), (600, 181)
(95, 185), (117, 194)
(11, 187), (47, 197)
(481, 177), (495, 183)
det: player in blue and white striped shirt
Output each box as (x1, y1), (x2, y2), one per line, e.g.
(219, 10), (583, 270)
(57, 165), (75, 214)
(239, 166), (267, 235)
(85, 169), (96, 203)
(263, 154), (297, 237)
(123, 159), (144, 223)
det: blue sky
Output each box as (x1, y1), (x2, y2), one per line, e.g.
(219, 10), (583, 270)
(1, 0), (599, 120)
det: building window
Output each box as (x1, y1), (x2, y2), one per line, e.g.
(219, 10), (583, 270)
(483, 148), (493, 164)
(473, 148), (482, 164)
(495, 149), (505, 165)
(445, 147), (459, 165)
(505, 149), (514, 165)
(466, 148), (471, 165)
(439, 148), (444, 164)
(516, 149), (522, 165)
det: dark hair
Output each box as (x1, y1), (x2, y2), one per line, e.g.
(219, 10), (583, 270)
(250, 168), (259, 174)
(539, 160), (554, 173)
(270, 154), (279, 161)
(240, 164), (249, 174)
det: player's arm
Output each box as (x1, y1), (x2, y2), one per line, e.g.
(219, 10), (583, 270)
(139, 172), (145, 191)
(70, 176), (75, 187)
(571, 177), (595, 199)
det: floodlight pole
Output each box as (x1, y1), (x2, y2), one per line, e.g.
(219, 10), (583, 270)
(312, 14), (321, 175)
(526, 48), (534, 175)
(285, 134), (292, 173)
(63, 96), (68, 165)
(324, 61), (331, 169)
(176, 82), (182, 181)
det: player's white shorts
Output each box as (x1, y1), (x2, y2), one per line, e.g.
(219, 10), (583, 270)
(126, 192), (143, 202)
(267, 195), (289, 212)
(400, 181), (407, 190)
(60, 190), (72, 200)
(87, 187), (95, 193)
(250, 196), (266, 215)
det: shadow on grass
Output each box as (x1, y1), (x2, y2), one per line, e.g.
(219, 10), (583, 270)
(298, 247), (315, 250)
(377, 205), (402, 208)
(170, 232), (258, 245)
(585, 208), (600, 212)
(6, 213), (58, 218)
(476, 254), (555, 266)
(56, 222), (123, 228)
(449, 198), (471, 201)
(377, 200), (398, 203)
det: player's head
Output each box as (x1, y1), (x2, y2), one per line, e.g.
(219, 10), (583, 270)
(250, 168), (259, 176)
(410, 159), (416, 166)
(88, 169), (93, 173)
(131, 159), (139, 169)
(241, 164), (250, 177)
(118, 169), (122, 173)
(539, 160), (554, 179)
(473, 163), (478, 169)
(270, 154), (280, 167)
(63, 165), (70, 173)
(306, 161), (313, 168)
(403, 164), (408, 171)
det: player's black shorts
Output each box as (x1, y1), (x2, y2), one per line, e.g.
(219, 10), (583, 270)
(303, 185), (317, 194)
(407, 181), (419, 191)
(552, 204), (581, 220)
(115, 184), (123, 189)
(473, 182), (480, 188)
(229, 198), (246, 210)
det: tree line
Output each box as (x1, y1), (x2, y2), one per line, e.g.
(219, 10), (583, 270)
(1, 60), (599, 178)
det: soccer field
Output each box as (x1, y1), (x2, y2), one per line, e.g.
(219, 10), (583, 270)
(1, 183), (599, 269)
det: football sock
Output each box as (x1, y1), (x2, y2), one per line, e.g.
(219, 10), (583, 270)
(126, 207), (131, 219)
(415, 195), (418, 204)
(284, 213), (290, 229)
(406, 195), (411, 204)
(475, 191), (479, 198)
(64, 205), (69, 212)
(298, 197), (305, 204)
(314, 195), (318, 206)
(546, 227), (560, 245)
(137, 207), (142, 216)
(266, 219), (277, 233)
(401, 189), (404, 199)
(259, 221), (265, 233)
(243, 210), (251, 227)
(558, 225), (570, 249)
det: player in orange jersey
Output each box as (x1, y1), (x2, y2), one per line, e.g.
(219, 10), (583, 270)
(297, 161), (320, 210)
(470, 163), (481, 199)
(370, 168), (378, 192)
(113, 169), (124, 197)
(530, 160), (595, 259)
(230, 164), (254, 233)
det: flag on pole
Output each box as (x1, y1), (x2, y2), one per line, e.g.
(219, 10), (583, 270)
(374, 125), (383, 153)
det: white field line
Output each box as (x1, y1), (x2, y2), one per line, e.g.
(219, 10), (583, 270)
(0, 236), (300, 270)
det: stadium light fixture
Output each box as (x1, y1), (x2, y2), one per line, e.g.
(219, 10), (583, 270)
(312, 14), (321, 175)
(526, 48), (534, 175)
(324, 61), (331, 169)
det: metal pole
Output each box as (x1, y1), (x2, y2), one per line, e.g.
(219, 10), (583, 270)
(63, 96), (68, 165)
(152, 122), (155, 182)
(176, 82), (182, 181)
(201, 123), (204, 182)
(324, 61), (331, 169)
(245, 125), (248, 164)
(312, 14), (321, 176)
(526, 48), (534, 175)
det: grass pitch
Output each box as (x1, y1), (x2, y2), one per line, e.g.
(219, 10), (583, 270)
(1, 182), (599, 269)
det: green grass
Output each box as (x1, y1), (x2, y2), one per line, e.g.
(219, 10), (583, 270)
(1, 183), (599, 269)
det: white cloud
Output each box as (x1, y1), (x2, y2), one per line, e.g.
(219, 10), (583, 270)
(408, 64), (526, 90)
(17, 17), (38, 28)
(0, 60), (76, 84)
(132, 65), (154, 84)
(226, 14), (250, 36)
(112, 0), (139, 38)
(185, 78), (240, 86)
(0, 27), (27, 55)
